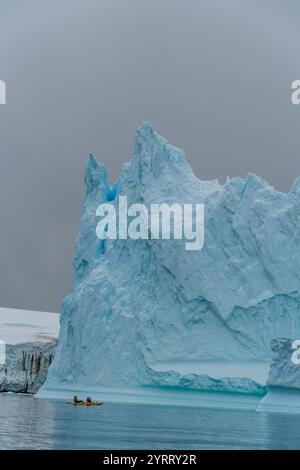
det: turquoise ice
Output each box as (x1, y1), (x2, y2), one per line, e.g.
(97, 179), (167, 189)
(39, 123), (300, 400)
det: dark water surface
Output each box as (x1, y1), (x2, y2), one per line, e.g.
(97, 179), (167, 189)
(0, 394), (299, 449)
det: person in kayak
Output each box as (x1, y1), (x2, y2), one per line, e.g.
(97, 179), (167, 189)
(73, 395), (83, 404)
(86, 396), (92, 404)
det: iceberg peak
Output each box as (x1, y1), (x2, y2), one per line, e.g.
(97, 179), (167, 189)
(291, 176), (300, 194)
(132, 122), (187, 183)
(84, 153), (109, 198)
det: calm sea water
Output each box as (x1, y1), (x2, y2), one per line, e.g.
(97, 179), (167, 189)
(0, 394), (300, 449)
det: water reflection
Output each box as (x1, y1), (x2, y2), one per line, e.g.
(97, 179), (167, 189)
(262, 411), (300, 450)
(0, 394), (55, 449)
(1, 394), (300, 449)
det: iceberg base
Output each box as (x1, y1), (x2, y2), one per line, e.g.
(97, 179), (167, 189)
(37, 384), (263, 410)
(257, 387), (300, 414)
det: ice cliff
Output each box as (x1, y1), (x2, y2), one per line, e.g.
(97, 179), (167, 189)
(257, 338), (300, 412)
(266, 338), (300, 389)
(0, 342), (56, 393)
(0, 308), (59, 393)
(39, 123), (300, 400)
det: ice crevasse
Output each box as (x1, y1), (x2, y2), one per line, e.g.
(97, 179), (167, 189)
(38, 122), (300, 402)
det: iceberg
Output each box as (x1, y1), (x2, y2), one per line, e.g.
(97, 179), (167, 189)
(266, 338), (300, 389)
(258, 338), (300, 413)
(38, 123), (300, 405)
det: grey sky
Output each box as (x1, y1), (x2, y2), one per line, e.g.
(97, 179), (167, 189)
(0, 0), (300, 312)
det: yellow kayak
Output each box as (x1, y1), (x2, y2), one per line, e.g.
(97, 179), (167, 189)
(66, 401), (103, 406)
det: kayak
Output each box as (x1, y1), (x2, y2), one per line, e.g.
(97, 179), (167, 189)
(66, 401), (103, 406)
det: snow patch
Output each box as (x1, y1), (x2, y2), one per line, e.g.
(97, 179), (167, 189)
(0, 307), (59, 345)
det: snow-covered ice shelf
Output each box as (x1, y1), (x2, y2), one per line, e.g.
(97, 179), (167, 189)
(0, 307), (59, 345)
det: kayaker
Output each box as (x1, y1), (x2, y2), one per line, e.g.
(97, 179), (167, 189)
(73, 395), (80, 404)
(86, 396), (92, 404)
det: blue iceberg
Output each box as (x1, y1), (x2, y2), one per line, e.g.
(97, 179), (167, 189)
(38, 123), (300, 404)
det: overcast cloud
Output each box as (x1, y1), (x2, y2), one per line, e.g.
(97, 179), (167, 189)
(0, 0), (300, 312)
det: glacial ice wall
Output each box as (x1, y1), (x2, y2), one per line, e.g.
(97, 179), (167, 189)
(0, 342), (56, 393)
(257, 338), (300, 413)
(266, 338), (300, 389)
(40, 123), (300, 397)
